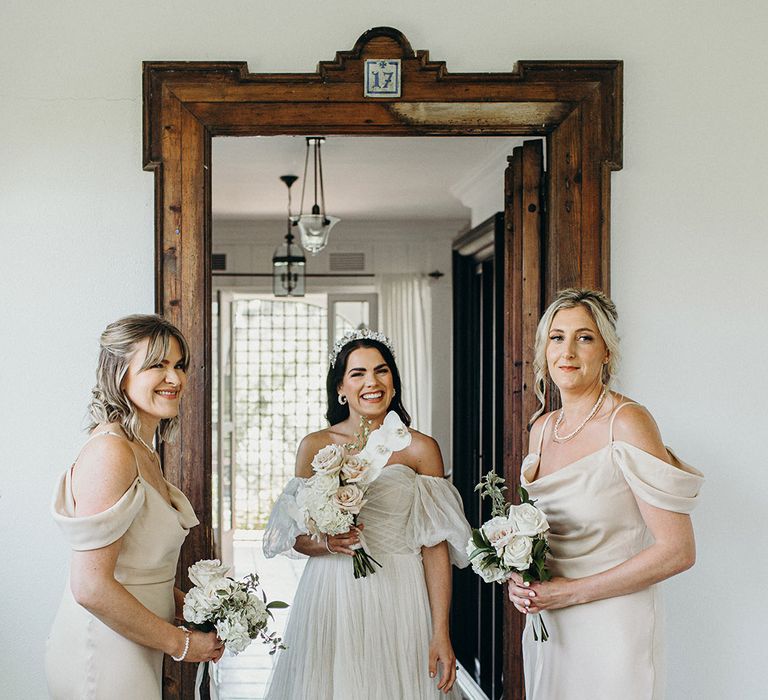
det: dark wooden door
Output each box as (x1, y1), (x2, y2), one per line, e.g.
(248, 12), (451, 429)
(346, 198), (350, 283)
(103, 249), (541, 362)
(452, 213), (505, 699)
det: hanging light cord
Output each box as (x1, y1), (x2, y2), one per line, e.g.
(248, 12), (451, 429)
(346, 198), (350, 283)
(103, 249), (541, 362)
(297, 137), (327, 220)
(317, 139), (327, 222)
(313, 138), (319, 212)
(298, 139), (310, 218)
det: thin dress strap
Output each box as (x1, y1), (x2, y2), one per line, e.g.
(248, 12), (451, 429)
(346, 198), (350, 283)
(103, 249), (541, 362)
(75, 431), (142, 477)
(536, 413), (556, 455)
(608, 401), (641, 443)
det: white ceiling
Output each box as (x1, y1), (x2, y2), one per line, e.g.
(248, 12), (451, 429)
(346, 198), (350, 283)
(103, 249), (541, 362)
(212, 135), (521, 220)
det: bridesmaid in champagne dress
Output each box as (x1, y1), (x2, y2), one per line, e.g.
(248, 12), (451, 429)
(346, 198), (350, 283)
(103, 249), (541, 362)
(263, 331), (471, 699)
(508, 290), (703, 700)
(46, 315), (223, 699)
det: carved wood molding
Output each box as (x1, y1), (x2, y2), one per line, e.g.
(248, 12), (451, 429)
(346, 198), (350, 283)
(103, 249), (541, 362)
(142, 27), (622, 700)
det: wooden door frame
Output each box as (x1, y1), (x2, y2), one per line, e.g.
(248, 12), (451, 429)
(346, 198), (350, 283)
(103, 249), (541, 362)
(142, 26), (622, 699)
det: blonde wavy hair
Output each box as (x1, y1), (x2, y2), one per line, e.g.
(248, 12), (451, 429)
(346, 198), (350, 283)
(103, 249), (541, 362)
(87, 314), (190, 444)
(530, 288), (620, 425)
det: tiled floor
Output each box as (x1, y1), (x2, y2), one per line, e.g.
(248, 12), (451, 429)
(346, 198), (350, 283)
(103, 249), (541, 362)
(212, 531), (306, 700)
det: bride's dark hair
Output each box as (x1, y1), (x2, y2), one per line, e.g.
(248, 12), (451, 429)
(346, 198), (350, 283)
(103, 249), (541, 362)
(326, 339), (411, 427)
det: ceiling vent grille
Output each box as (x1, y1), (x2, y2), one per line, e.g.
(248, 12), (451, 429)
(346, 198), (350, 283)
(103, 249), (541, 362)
(211, 253), (227, 271)
(329, 252), (366, 272)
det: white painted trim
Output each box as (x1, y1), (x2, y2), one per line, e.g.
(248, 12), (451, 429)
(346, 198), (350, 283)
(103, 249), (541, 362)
(456, 663), (490, 700)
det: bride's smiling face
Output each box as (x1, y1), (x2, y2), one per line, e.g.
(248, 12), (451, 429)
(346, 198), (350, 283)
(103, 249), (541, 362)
(338, 347), (395, 421)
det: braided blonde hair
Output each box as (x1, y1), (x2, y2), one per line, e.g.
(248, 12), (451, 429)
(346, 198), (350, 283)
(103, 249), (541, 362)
(530, 289), (619, 425)
(87, 314), (190, 444)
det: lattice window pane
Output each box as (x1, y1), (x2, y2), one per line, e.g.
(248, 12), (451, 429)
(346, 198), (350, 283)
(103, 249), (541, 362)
(232, 297), (328, 529)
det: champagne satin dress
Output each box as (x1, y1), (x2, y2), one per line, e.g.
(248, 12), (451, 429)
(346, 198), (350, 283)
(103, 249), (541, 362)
(521, 403), (704, 700)
(45, 431), (199, 699)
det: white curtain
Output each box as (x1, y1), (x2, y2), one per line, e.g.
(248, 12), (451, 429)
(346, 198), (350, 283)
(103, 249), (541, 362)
(378, 274), (432, 434)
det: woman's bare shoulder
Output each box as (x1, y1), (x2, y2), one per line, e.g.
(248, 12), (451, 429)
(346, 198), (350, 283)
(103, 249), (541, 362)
(528, 411), (556, 453)
(398, 429), (444, 477)
(611, 401), (671, 463)
(72, 428), (139, 513)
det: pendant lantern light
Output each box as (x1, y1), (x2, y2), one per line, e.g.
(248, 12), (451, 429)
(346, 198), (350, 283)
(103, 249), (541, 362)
(272, 175), (306, 297)
(294, 137), (340, 255)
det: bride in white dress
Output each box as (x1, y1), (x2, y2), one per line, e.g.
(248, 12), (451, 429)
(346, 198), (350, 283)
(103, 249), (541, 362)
(263, 330), (471, 699)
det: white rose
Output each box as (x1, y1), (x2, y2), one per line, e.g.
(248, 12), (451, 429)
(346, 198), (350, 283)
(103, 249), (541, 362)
(481, 516), (515, 552)
(340, 455), (367, 482)
(204, 576), (236, 598)
(509, 503), (549, 536)
(311, 444), (345, 476)
(471, 557), (509, 584)
(188, 559), (230, 588)
(502, 535), (533, 571)
(332, 484), (367, 514)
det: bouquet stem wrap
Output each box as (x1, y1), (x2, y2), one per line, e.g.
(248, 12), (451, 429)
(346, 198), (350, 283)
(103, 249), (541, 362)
(350, 527), (382, 579)
(194, 661), (219, 700)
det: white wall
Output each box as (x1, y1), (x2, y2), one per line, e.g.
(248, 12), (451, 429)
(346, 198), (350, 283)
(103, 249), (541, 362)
(2, 1), (765, 697)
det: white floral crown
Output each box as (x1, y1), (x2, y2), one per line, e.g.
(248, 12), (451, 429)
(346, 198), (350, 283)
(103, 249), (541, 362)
(329, 329), (396, 368)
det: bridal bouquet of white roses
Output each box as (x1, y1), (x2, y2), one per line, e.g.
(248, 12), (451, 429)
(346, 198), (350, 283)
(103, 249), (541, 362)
(297, 411), (411, 578)
(182, 559), (287, 655)
(467, 471), (552, 641)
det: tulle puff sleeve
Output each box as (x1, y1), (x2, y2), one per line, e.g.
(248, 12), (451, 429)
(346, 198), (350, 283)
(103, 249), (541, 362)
(612, 441), (704, 513)
(407, 475), (472, 568)
(51, 469), (146, 551)
(263, 477), (309, 559)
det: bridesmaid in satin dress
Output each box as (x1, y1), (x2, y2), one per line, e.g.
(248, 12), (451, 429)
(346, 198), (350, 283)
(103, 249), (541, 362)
(508, 289), (703, 700)
(46, 315), (223, 699)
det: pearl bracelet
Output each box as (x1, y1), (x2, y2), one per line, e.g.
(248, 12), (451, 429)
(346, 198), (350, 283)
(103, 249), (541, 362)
(172, 625), (190, 662)
(324, 535), (336, 555)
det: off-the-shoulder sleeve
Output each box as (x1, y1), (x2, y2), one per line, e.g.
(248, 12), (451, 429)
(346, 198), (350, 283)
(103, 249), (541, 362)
(51, 469), (146, 551)
(263, 477), (309, 559)
(612, 441), (704, 513)
(407, 476), (472, 568)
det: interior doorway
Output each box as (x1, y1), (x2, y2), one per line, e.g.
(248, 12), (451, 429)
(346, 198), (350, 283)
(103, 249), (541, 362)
(209, 134), (521, 699)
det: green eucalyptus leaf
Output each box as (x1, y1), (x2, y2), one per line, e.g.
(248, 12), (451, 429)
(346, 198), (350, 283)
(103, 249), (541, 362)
(472, 529), (488, 549)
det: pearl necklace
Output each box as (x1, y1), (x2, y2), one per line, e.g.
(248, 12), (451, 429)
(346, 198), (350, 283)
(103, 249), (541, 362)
(553, 387), (607, 443)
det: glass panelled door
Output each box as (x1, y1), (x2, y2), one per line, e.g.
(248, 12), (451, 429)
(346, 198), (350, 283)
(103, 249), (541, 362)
(327, 293), (379, 353)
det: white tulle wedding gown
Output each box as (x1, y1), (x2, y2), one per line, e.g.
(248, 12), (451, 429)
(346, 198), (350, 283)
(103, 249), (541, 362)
(262, 463), (471, 699)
